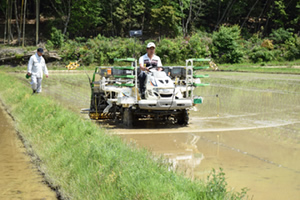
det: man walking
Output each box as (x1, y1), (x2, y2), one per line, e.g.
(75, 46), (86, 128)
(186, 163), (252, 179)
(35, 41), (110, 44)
(27, 48), (49, 94)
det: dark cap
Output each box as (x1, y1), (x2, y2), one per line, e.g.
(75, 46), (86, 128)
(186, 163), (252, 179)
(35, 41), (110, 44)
(37, 48), (44, 53)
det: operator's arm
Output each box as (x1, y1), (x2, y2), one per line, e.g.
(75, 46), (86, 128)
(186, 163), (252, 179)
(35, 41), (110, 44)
(157, 56), (163, 71)
(139, 56), (148, 71)
(157, 57), (162, 67)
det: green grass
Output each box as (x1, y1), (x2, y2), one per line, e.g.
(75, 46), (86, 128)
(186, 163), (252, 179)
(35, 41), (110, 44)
(0, 72), (248, 199)
(219, 66), (300, 74)
(218, 59), (300, 74)
(220, 59), (300, 67)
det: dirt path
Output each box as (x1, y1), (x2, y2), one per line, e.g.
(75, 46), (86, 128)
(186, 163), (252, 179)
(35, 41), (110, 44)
(0, 104), (57, 200)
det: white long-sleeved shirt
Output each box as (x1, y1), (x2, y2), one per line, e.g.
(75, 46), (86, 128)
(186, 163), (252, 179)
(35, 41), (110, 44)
(27, 53), (48, 78)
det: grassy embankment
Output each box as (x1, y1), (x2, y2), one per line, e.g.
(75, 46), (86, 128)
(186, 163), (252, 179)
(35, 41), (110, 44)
(0, 72), (248, 199)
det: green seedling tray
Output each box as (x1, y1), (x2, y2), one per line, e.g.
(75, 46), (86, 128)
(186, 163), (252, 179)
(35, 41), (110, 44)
(193, 83), (210, 87)
(193, 74), (209, 78)
(114, 75), (135, 79)
(114, 58), (136, 62)
(113, 66), (135, 70)
(193, 66), (210, 70)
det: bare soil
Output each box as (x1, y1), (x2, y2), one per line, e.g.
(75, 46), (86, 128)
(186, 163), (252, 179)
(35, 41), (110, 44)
(0, 103), (57, 200)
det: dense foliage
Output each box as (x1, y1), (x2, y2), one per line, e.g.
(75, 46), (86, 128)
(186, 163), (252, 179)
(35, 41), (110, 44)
(1, 0), (300, 64)
(1, 0), (300, 38)
(49, 26), (300, 65)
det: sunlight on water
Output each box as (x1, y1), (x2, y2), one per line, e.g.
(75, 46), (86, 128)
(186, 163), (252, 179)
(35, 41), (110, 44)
(121, 72), (300, 200)
(14, 71), (300, 199)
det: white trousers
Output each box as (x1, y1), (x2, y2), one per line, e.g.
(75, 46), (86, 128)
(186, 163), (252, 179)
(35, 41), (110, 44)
(30, 76), (43, 93)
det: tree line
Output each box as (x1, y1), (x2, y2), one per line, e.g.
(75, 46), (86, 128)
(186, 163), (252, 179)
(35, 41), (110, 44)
(1, 0), (300, 45)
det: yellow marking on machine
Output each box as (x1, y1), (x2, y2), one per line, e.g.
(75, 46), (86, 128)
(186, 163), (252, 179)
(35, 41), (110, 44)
(89, 112), (113, 120)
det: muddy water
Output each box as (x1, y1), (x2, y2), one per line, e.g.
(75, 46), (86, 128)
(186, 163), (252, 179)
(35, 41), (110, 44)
(14, 71), (300, 199)
(0, 104), (57, 199)
(117, 72), (300, 200)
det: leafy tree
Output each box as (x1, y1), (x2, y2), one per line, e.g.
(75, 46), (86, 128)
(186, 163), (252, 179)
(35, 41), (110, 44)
(269, 28), (294, 44)
(68, 0), (103, 37)
(212, 25), (244, 63)
(273, 0), (288, 27)
(186, 32), (212, 58)
(177, 0), (206, 36)
(248, 46), (276, 63)
(151, 5), (180, 37)
(284, 34), (300, 61)
(95, 0), (118, 37)
(48, 0), (72, 35)
(113, 0), (145, 37)
(292, 0), (300, 25)
(2, 0), (300, 46)
(156, 37), (183, 63)
(48, 27), (64, 48)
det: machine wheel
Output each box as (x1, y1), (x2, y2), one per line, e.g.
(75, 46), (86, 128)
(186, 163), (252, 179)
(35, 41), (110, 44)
(177, 109), (189, 126)
(90, 92), (107, 112)
(123, 108), (133, 128)
(89, 92), (109, 119)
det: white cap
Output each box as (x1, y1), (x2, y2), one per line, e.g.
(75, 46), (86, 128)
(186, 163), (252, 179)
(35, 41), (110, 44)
(147, 42), (156, 48)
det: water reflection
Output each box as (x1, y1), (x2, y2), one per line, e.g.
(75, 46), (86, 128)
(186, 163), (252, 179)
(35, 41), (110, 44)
(15, 71), (300, 199)
(165, 135), (204, 180)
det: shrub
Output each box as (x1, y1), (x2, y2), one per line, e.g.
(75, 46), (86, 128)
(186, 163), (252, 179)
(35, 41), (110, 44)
(54, 30), (297, 66)
(249, 46), (276, 63)
(60, 39), (82, 62)
(212, 25), (244, 63)
(283, 34), (300, 60)
(70, 35), (145, 65)
(269, 28), (300, 61)
(269, 28), (294, 44)
(185, 32), (212, 59)
(48, 27), (65, 48)
(155, 33), (213, 64)
(79, 46), (95, 65)
(156, 38), (182, 64)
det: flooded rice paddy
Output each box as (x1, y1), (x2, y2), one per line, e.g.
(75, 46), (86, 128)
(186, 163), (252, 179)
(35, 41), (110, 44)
(7, 71), (300, 199)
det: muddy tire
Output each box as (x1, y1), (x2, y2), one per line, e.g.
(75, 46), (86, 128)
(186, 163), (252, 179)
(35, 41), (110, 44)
(90, 92), (107, 112)
(123, 108), (133, 128)
(177, 109), (189, 126)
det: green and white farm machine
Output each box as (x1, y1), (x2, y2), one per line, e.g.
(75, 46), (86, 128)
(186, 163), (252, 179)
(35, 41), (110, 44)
(88, 58), (212, 128)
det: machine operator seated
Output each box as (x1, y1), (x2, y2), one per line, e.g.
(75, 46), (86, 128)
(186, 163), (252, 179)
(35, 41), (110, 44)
(138, 42), (163, 98)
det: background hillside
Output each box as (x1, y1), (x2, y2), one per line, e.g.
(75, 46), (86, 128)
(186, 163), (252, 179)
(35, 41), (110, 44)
(1, 0), (300, 65)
